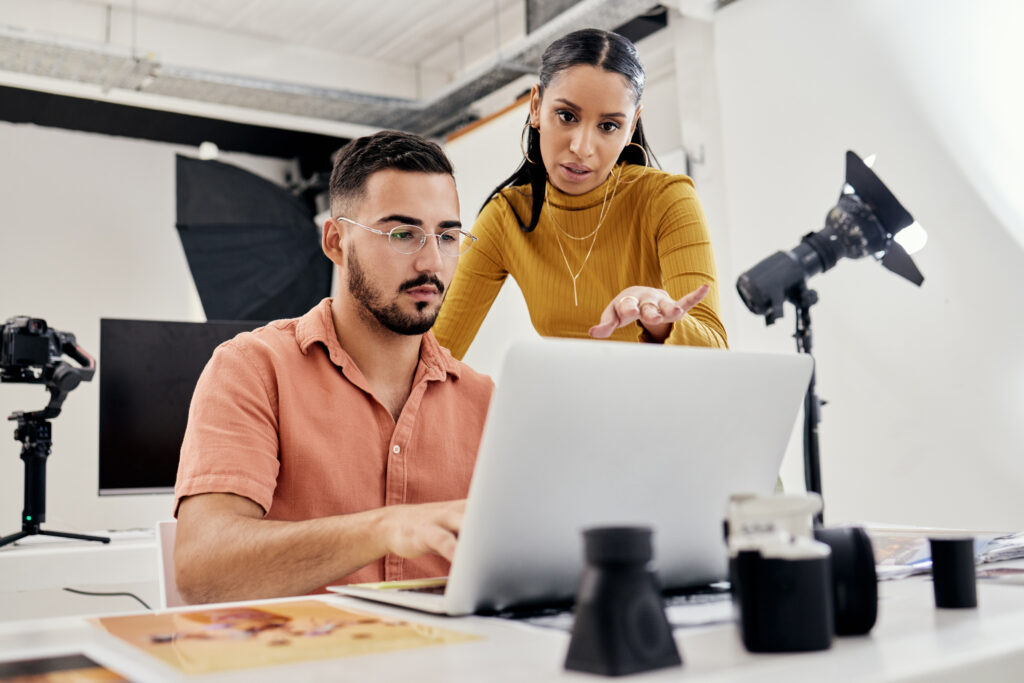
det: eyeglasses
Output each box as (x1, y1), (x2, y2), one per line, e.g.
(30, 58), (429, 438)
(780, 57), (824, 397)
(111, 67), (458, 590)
(334, 216), (477, 258)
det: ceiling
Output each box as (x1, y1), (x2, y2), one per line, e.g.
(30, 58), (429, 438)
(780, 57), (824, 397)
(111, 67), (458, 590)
(103, 0), (528, 74)
(0, 0), (693, 138)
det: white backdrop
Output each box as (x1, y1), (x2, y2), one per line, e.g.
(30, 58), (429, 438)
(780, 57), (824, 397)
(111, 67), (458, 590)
(714, 0), (1024, 529)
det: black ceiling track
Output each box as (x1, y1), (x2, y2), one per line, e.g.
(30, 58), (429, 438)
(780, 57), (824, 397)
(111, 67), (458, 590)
(615, 5), (669, 44)
(0, 84), (349, 176)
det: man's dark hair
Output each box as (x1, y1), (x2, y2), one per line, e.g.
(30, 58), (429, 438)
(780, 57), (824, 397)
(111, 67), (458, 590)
(329, 130), (454, 211)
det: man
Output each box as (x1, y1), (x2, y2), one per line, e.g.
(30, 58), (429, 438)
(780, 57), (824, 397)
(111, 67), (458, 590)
(173, 130), (492, 605)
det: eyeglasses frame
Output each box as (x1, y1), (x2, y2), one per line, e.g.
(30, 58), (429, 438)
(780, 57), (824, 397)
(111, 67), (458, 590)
(333, 216), (477, 257)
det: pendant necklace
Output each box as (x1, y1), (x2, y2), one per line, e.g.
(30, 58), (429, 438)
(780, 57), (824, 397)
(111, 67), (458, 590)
(545, 165), (624, 306)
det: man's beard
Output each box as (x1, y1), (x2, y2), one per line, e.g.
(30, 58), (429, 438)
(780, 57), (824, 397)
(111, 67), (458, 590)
(346, 248), (445, 336)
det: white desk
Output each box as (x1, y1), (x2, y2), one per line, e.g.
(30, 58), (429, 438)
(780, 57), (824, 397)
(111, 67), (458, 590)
(0, 530), (158, 621)
(2, 566), (1024, 682)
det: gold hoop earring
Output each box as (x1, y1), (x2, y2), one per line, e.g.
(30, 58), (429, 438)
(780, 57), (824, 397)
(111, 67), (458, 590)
(521, 121), (539, 165)
(616, 142), (650, 185)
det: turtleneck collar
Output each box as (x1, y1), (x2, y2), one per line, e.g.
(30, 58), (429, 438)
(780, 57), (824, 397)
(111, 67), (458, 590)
(544, 162), (646, 211)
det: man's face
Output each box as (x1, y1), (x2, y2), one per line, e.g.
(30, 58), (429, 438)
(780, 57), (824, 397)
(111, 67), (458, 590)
(335, 169), (461, 336)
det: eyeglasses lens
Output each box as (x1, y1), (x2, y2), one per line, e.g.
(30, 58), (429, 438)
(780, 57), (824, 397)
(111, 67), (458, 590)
(387, 226), (472, 257)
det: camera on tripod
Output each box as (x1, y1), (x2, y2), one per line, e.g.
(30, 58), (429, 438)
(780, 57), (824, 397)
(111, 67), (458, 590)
(1, 316), (95, 407)
(1, 315), (106, 548)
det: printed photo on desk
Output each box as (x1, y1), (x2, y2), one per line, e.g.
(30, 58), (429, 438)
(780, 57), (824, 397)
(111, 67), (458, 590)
(869, 527), (1024, 580)
(89, 600), (481, 675)
(977, 567), (1024, 585)
(0, 652), (128, 682)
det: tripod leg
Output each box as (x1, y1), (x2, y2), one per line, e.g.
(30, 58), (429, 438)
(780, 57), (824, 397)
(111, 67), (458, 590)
(0, 530), (30, 548)
(7, 418), (109, 546)
(39, 529), (110, 544)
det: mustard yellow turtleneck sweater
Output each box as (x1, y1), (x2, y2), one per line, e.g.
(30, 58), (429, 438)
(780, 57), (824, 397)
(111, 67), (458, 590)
(434, 164), (728, 359)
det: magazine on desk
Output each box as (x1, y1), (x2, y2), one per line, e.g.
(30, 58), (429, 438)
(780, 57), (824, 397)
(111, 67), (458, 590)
(867, 526), (1024, 580)
(89, 600), (480, 675)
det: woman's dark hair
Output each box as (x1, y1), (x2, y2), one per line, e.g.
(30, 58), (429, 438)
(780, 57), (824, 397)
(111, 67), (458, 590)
(484, 28), (655, 232)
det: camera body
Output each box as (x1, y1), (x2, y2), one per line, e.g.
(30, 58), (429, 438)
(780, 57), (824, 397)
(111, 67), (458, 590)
(1, 316), (95, 419)
(1, 317), (60, 379)
(725, 493), (878, 652)
(727, 494), (834, 652)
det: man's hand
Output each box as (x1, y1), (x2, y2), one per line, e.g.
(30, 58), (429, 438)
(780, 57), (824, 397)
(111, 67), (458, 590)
(376, 499), (465, 562)
(589, 284), (709, 342)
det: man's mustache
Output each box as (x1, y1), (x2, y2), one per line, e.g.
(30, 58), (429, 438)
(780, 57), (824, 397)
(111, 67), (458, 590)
(399, 274), (445, 296)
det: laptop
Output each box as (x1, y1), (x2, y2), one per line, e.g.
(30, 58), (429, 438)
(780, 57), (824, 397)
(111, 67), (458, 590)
(329, 337), (813, 615)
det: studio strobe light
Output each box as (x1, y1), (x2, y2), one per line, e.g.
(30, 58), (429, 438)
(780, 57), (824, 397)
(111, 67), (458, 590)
(737, 151), (923, 325)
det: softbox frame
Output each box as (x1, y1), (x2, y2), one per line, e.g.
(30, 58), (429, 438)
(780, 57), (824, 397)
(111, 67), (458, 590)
(175, 154), (331, 321)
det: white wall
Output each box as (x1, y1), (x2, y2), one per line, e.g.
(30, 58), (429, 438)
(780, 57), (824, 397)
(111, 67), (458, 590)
(714, 0), (1024, 529)
(0, 120), (293, 533)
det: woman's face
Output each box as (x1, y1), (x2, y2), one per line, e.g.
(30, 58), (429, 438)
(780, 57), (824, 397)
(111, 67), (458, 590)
(530, 64), (641, 196)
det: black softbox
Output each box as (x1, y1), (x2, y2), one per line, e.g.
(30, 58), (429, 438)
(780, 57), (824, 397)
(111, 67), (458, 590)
(175, 154), (332, 321)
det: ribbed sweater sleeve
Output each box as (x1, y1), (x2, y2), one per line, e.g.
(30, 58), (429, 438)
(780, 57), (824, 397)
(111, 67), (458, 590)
(652, 176), (728, 348)
(433, 198), (510, 360)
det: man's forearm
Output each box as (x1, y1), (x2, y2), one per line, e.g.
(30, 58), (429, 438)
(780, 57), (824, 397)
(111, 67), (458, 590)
(175, 499), (387, 604)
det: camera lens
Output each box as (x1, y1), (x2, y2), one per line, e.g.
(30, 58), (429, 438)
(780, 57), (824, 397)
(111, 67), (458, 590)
(813, 526), (878, 635)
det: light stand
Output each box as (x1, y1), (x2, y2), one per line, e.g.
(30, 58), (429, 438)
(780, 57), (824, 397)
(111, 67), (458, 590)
(791, 285), (823, 524)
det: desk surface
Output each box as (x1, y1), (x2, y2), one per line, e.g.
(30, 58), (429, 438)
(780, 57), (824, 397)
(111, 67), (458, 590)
(2, 567), (1024, 682)
(0, 530), (157, 621)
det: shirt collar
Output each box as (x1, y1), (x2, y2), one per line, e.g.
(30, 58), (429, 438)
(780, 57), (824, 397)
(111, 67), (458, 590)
(295, 297), (462, 381)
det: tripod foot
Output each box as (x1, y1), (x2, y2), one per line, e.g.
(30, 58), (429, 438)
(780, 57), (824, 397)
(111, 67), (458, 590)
(0, 528), (111, 547)
(0, 530), (30, 548)
(39, 529), (110, 544)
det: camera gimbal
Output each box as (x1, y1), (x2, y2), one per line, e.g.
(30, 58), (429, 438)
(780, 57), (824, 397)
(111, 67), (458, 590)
(1, 316), (109, 547)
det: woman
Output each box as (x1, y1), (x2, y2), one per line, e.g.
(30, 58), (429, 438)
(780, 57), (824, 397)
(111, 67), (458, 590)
(433, 28), (727, 358)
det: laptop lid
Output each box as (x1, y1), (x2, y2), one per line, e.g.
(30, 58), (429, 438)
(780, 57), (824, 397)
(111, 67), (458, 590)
(440, 337), (813, 615)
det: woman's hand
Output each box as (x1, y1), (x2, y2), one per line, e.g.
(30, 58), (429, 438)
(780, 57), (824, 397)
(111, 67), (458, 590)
(589, 284), (709, 342)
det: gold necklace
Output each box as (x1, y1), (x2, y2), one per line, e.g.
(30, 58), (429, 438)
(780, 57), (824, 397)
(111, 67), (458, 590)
(545, 166), (624, 306)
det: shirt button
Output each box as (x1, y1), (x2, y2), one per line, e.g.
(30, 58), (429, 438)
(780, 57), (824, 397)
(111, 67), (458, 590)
(392, 445), (401, 454)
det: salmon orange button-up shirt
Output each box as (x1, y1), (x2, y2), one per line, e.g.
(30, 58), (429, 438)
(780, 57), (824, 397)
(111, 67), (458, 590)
(174, 298), (494, 586)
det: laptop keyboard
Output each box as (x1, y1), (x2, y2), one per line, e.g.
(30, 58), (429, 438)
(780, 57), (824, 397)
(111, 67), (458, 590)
(396, 583), (447, 595)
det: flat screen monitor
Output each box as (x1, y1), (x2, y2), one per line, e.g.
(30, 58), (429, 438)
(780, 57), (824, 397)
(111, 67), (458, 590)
(98, 318), (264, 495)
